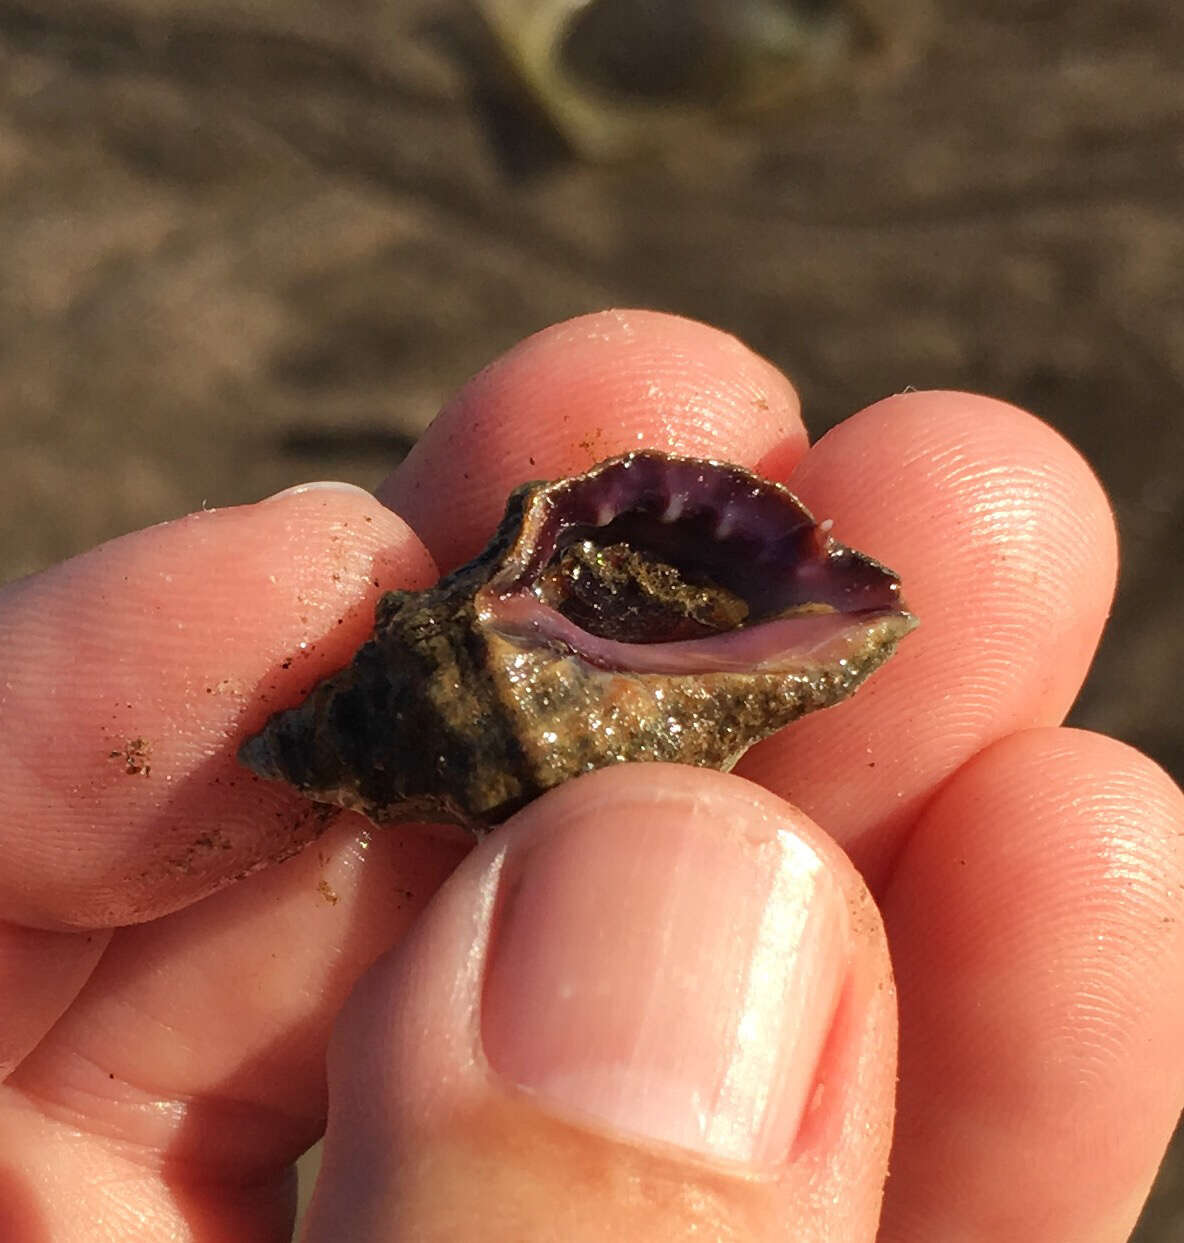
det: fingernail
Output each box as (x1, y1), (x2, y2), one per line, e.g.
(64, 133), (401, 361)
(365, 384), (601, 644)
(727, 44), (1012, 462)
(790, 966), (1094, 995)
(261, 481), (375, 503)
(481, 793), (850, 1167)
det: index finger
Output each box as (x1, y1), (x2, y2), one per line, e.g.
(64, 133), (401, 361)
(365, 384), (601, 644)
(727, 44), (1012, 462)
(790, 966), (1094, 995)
(0, 484), (436, 929)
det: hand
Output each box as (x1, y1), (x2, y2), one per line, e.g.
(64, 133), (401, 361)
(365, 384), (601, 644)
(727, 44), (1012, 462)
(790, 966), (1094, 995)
(0, 311), (1180, 1242)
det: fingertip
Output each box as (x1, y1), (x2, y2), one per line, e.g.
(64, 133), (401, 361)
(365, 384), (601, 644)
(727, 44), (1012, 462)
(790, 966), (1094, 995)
(797, 387), (1117, 589)
(966, 724), (1184, 828)
(738, 389), (1120, 877)
(881, 725), (1184, 1241)
(378, 310), (806, 570)
(309, 767), (894, 1242)
(0, 485), (437, 928)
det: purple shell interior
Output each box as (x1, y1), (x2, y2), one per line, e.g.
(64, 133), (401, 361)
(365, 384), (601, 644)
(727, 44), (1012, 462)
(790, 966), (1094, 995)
(479, 453), (908, 674)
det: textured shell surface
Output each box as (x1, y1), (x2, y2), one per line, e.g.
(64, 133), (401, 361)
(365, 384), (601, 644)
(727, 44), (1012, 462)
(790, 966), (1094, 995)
(239, 451), (916, 832)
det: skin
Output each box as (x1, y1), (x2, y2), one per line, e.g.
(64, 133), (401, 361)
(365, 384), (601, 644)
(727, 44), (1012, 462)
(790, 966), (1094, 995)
(0, 308), (1180, 1241)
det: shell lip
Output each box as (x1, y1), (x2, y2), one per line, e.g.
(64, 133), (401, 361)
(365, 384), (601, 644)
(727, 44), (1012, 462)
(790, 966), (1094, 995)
(490, 451), (818, 598)
(474, 450), (913, 674)
(479, 591), (915, 675)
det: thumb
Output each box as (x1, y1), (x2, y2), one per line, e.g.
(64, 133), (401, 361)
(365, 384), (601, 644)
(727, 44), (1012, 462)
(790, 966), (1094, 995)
(303, 766), (896, 1242)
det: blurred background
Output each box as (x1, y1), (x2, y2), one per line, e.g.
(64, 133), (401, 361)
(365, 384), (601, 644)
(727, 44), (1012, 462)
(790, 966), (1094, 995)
(1, 0), (1180, 1234)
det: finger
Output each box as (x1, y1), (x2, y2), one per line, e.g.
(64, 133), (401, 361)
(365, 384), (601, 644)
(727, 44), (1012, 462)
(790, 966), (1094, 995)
(304, 766), (896, 1243)
(879, 728), (1184, 1243)
(736, 390), (1117, 882)
(0, 482), (437, 929)
(0, 815), (467, 1240)
(377, 309), (807, 570)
